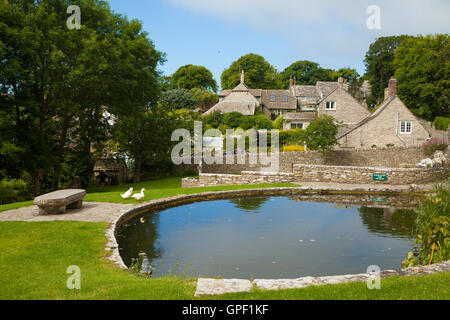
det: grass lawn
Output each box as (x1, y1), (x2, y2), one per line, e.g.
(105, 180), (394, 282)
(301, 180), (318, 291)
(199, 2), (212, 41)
(0, 176), (298, 212)
(0, 221), (448, 300)
(0, 177), (449, 300)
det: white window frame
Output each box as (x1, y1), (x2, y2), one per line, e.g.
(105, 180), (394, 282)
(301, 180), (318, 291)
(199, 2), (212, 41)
(325, 101), (336, 110)
(282, 95), (288, 102)
(270, 95), (276, 102)
(399, 121), (412, 134)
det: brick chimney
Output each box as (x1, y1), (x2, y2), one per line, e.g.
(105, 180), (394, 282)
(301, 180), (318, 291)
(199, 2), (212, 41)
(338, 77), (344, 84)
(289, 75), (294, 88)
(388, 77), (397, 97)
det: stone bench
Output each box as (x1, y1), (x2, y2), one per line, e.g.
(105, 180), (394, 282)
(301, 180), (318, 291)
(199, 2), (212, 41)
(34, 189), (86, 215)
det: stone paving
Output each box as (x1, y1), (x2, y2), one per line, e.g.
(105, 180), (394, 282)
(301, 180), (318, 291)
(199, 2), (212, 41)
(0, 201), (134, 223)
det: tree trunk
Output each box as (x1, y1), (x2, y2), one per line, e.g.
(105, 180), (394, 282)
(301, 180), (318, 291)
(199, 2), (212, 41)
(32, 171), (42, 197)
(134, 157), (143, 183)
(52, 114), (70, 189)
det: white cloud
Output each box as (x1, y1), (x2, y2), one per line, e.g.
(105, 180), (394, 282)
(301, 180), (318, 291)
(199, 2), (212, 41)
(167, 0), (450, 71)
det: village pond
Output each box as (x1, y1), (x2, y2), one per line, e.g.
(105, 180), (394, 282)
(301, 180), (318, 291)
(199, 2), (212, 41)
(117, 194), (420, 279)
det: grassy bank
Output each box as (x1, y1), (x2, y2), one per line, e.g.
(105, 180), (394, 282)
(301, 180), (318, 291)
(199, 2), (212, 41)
(0, 221), (448, 300)
(0, 177), (297, 212)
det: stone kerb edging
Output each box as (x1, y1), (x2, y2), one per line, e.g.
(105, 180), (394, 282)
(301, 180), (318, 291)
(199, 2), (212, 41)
(194, 260), (450, 296)
(104, 187), (448, 297)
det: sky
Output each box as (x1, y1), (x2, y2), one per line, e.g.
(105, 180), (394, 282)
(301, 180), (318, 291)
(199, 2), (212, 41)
(107, 0), (450, 89)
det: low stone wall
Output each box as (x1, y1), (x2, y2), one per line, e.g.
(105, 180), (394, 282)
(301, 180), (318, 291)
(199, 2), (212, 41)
(182, 164), (447, 188)
(197, 148), (427, 174)
(182, 172), (296, 188)
(293, 164), (448, 185)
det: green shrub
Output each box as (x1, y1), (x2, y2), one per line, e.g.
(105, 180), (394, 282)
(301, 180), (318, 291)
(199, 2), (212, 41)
(433, 117), (450, 131)
(403, 181), (450, 267)
(0, 179), (31, 204)
(422, 138), (448, 156)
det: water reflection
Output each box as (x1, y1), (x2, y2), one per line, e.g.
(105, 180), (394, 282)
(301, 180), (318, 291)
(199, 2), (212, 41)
(117, 213), (162, 267)
(117, 195), (419, 279)
(229, 197), (268, 213)
(358, 207), (417, 238)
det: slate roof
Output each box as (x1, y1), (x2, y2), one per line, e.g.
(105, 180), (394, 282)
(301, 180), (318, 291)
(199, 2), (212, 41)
(282, 112), (316, 121)
(261, 90), (297, 110)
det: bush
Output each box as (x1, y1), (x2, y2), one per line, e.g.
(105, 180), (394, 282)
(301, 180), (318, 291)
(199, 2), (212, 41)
(403, 181), (450, 267)
(283, 145), (306, 152)
(0, 179), (32, 204)
(433, 117), (450, 131)
(422, 138), (448, 156)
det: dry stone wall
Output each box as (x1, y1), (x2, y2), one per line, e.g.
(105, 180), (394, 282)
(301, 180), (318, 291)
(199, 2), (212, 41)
(196, 148), (427, 174)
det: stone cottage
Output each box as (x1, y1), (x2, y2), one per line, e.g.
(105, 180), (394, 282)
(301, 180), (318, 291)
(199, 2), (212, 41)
(337, 78), (431, 149)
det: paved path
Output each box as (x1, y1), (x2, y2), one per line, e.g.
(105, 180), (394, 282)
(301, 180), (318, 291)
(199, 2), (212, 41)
(0, 202), (134, 223)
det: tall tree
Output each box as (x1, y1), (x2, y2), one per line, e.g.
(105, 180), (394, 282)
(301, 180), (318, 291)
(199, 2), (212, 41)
(112, 105), (176, 183)
(0, 0), (164, 194)
(221, 54), (282, 90)
(171, 64), (217, 92)
(280, 61), (337, 87)
(394, 34), (450, 120)
(336, 67), (360, 83)
(364, 35), (411, 105)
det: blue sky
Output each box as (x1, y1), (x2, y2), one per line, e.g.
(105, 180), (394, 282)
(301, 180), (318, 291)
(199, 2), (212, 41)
(107, 0), (450, 89)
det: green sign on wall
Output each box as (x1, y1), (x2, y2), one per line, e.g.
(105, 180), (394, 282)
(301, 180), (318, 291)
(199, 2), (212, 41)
(373, 174), (388, 181)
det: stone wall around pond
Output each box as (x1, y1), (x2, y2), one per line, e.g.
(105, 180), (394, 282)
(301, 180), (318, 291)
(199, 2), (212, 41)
(176, 148), (430, 175)
(182, 164), (448, 188)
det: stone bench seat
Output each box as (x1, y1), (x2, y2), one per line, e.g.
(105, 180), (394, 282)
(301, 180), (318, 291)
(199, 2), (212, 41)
(34, 189), (86, 215)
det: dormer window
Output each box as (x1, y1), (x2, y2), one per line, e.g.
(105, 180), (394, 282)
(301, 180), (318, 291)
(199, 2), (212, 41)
(270, 95), (276, 102)
(326, 101), (336, 110)
(282, 95), (288, 102)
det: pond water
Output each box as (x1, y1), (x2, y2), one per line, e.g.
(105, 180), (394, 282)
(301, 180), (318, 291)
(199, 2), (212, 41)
(117, 195), (418, 279)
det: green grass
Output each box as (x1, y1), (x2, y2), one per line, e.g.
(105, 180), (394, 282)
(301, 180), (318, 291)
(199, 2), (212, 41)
(85, 177), (297, 204)
(0, 177), (297, 212)
(0, 221), (448, 300)
(0, 201), (34, 213)
(0, 221), (196, 300)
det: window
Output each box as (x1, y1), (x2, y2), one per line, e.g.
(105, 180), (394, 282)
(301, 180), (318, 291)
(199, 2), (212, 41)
(282, 95), (288, 102)
(270, 95), (276, 102)
(326, 101), (336, 110)
(291, 123), (304, 129)
(400, 121), (412, 134)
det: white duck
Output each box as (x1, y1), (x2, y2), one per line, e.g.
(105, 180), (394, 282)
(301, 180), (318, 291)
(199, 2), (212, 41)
(132, 188), (146, 202)
(121, 187), (134, 200)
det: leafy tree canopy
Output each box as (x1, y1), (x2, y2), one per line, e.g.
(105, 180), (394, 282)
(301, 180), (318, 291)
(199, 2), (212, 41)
(364, 35), (411, 105)
(221, 54), (282, 90)
(172, 64), (217, 92)
(280, 61), (337, 87)
(305, 115), (340, 154)
(394, 34), (450, 120)
(160, 89), (197, 110)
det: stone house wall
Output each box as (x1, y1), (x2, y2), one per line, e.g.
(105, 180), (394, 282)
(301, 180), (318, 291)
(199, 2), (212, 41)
(317, 87), (370, 125)
(338, 97), (430, 150)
